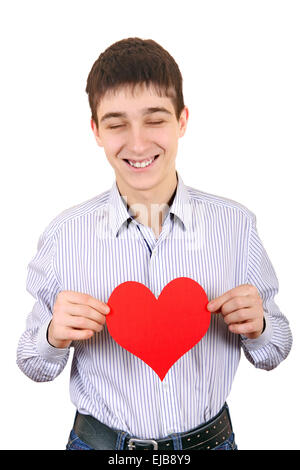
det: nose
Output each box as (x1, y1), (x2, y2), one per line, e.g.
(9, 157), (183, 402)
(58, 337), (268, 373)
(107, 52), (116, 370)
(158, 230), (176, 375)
(126, 125), (149, 157)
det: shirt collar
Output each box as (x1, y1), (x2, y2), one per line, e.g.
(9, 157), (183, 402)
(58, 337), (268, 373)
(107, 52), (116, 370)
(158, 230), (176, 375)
(107, 171), (192, 237)
(169, 172), (193, 230)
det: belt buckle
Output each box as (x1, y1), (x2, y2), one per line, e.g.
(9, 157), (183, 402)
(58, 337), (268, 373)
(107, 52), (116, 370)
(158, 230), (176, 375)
(128, 438), (158, 450)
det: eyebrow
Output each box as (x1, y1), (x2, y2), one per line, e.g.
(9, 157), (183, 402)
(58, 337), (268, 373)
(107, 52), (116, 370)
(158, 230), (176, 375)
(100, 107), (172, 123)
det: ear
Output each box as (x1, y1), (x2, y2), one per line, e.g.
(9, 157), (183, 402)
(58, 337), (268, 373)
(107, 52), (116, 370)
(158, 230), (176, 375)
(178, 106), (189, 138)
(91, 118), (104, 147)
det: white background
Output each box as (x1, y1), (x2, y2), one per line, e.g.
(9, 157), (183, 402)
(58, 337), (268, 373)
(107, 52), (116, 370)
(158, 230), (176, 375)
(0, 0), (299, 450)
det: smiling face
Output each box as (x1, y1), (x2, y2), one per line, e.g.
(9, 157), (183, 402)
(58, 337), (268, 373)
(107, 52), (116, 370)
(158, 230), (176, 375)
(91, 83), (189, 203)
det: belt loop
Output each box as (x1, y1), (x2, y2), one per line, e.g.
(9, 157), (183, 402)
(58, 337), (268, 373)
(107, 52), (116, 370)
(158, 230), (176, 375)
(171, 433), (182, 450)
(223, 402), (233, 429)
(115, 431), (130, 450)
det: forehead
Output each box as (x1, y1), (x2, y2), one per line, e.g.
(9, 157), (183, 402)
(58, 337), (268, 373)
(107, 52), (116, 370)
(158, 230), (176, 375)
(97, 83), (176, 118)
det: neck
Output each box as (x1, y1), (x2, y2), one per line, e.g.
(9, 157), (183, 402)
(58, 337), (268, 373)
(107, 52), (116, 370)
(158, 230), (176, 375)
(117, 172), (178, 238)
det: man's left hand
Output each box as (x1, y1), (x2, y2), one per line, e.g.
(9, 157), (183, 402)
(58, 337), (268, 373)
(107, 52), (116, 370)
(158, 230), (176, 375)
(207, 284), (264, 339)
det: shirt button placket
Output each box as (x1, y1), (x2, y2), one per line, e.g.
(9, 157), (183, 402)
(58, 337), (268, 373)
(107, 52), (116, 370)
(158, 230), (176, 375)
(149, 248), (159, 296)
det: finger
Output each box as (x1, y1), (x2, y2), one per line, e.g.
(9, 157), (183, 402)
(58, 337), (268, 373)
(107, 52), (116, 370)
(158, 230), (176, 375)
(223, 308), (256, 326)
(61, 291), (110, 314)
(65, 304), (107, 325)
(228, 320), (261, 336)
(60, 327), (95, 342)
(207, 285), (254, 312)
(207, 290), (238, 312)
(220, 296), (253, 316)
(67, 315), (105, 333)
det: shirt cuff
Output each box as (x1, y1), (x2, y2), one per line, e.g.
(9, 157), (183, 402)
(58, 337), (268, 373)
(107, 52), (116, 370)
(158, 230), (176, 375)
(240, 311), (273, 351)
(36, 320), (70, 362)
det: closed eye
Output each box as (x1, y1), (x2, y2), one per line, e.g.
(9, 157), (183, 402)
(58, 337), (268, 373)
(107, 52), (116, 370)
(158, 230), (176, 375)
(108, 124), (124, 129)
(108, 121), (164, 129)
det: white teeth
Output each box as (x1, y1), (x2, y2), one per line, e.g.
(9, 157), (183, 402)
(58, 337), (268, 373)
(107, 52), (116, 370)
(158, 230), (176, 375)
(128, 157), (155, 168)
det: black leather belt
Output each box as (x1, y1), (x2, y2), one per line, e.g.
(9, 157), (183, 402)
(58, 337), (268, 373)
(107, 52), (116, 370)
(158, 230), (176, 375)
(73, 404), (233, 450)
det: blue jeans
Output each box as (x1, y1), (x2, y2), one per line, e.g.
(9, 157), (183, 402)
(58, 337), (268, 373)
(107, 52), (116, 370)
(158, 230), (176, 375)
(66, 429), (238, 450)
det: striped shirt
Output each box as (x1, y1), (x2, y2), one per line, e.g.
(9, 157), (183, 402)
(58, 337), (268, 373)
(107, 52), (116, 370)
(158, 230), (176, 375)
(17, 172), (292, 439)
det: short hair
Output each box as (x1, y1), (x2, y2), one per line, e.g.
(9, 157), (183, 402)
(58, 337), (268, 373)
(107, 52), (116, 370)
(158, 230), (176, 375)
(86, 37), (185, 127)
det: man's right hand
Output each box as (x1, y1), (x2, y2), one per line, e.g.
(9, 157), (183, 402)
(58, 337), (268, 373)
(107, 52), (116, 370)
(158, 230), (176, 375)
(47, 290), (110, 349)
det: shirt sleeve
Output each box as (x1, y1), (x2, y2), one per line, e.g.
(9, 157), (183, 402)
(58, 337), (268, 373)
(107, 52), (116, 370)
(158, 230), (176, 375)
(17, 227), (70, 382)
(240, 216), (292, 370)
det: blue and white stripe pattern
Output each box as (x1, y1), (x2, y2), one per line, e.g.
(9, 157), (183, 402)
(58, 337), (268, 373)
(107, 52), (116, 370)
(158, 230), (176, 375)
(17, 172), (292, 439)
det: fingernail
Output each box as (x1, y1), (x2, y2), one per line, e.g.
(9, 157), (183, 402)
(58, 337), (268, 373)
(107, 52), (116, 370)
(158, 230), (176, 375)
(105, 305), (110, 314)
(207, 301), (214, 311)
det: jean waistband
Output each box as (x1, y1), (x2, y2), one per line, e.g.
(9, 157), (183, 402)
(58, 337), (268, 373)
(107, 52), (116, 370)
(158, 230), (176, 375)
(73, 403), (233, 450)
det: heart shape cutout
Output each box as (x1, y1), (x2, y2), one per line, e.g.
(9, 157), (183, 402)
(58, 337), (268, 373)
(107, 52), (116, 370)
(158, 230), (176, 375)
(106, 277), (211, 381)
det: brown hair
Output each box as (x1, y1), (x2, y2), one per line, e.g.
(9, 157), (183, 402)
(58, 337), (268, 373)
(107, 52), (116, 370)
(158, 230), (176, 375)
(86, 37), (185, 128)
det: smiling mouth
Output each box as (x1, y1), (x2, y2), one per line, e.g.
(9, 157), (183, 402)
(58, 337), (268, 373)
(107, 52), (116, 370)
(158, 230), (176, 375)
(123, 154), (160, 169)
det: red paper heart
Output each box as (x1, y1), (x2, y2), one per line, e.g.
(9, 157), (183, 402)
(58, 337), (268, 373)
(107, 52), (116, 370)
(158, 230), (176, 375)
(106, 277), (211, 381)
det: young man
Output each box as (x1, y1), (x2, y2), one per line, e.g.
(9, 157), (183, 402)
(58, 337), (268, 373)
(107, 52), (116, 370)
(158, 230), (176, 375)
(17, 37), (292, 450)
